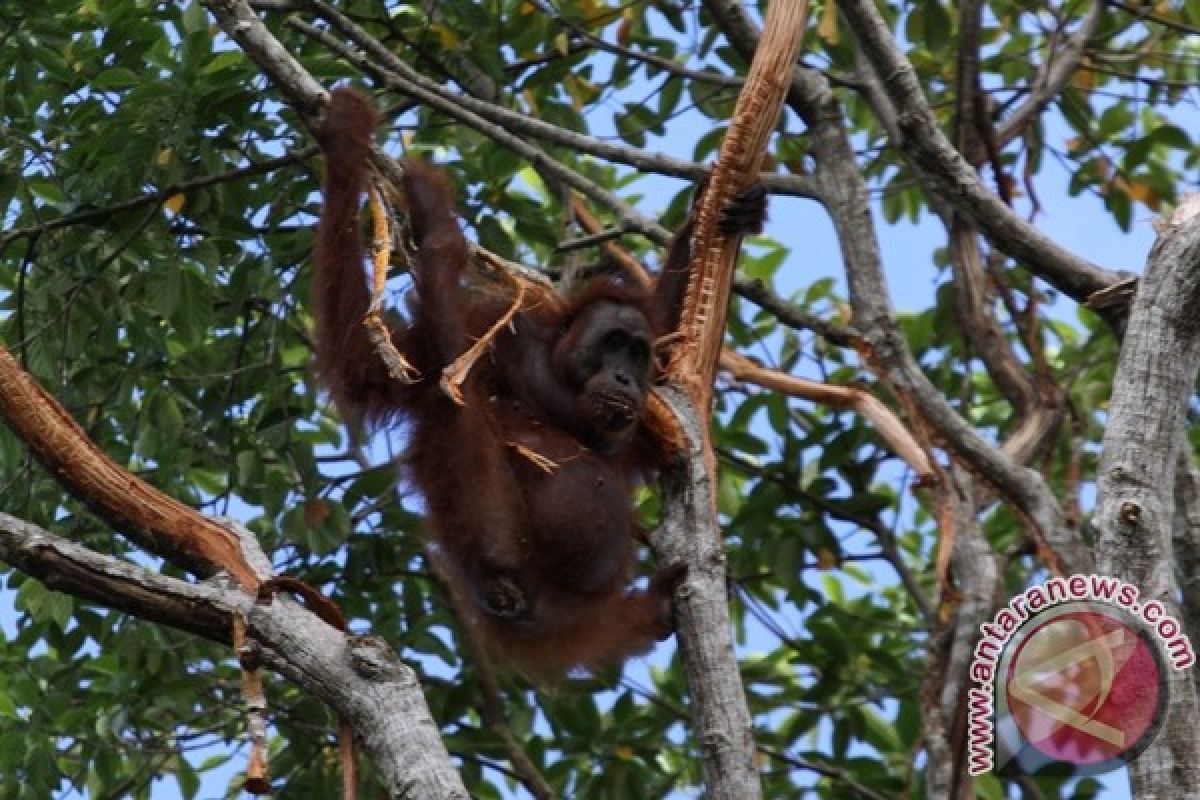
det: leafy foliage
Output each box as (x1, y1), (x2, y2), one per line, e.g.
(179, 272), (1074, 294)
(1, 0), (1196, 797)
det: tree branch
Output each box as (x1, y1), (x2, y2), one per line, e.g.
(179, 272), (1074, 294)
(837, 0), (1123, 312)
(643, 5), (809, 798)
(993, 1), (1104, 152)
(315, 4), (819, 200)
(720, 351), (932, 479)
(702, 0), (1089, 577)
(667, 0), (808, 403)
(0, 511), (233, 641)
(1173, 450), (1200, 697)
(0, 150), (313, 250)
(1094, 195), (1200, 796)
(0, 512), (470, 799)
(649, 385), (759, 800)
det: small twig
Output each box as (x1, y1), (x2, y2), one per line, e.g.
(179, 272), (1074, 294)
(234, 613), (272, 794)
(509, 443), (559, 473)
(0, 149), (315, 249)
(720, 351), (932, 479)
(439, 270), (526, 406)
(364, 182), (420, 384)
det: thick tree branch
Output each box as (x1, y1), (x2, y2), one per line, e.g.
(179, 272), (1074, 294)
(1094, 196), (1200, 796)
(922, 468), (1000, 800)
(649, 386), (759, 800)
(0, 512), (469, 799)
(1173, 450), (1200, 697)
(668, 0), (808, 404)
(0, 511), (233, 641)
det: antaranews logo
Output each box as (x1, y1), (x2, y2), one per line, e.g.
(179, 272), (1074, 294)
(966, 574), (1195, 777)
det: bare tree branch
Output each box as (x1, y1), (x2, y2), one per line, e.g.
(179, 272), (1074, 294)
(644, 5), (809, 798)
(311, 3), (819, 200)
(290, 9), (669, 241)
(720, 351), (932, 479)
(667, 0), (808, 403)
(0, 511), (233, 641)
(650, 384), (759, 800)
(0, 512), (470, 799)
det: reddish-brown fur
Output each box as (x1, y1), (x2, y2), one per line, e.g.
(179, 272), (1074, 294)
(312, 88), (763, 673)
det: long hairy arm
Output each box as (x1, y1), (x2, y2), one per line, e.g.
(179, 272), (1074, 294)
(311, 88), (395, 424)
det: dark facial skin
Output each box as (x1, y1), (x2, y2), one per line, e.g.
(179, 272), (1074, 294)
(553, 301), (654, 445)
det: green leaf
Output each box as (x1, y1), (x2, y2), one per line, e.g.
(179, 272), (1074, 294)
(180, 1), (208, 36)
(174, 756), (200, 799)
(0, 691), (17, 718)
(92, 67), (142, 90)
(858, 705), (902, 752)
(25, 178), (69, 207)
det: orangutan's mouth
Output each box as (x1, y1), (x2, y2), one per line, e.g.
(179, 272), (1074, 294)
(594, 391), (639, 430)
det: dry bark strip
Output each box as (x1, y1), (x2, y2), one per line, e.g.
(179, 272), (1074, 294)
(667, 0), (810, 407)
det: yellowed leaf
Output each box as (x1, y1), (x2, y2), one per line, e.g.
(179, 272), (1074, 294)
(835, 302), (853, 325)
(430, 23), (459, 49)
(156, 148), (173, 167)
(617, 16), (634, 46)
(163, 193), (185, 213)
(1115, 176), (1162, 210)
(818, 0), (839, 45)
(563, 74), (596, 111)
(522, 89), (540, 114)
(1071, 67), (1096, 91)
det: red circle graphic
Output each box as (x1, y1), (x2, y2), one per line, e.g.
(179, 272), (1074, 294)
(1003, 608), (1163, 766)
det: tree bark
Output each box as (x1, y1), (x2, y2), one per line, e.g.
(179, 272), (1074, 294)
(0, 512), (470, 800)
(1094, 197), (1200, 798)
